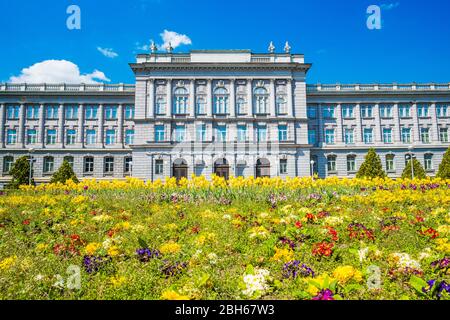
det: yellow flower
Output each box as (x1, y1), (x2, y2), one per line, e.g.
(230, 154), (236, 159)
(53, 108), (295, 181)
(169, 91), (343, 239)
(85, 242), (101, 255)
(36, 243), (47, 251)
(333, 266), (363, 284)
(304, 273), (337, 295)
(161, 290), (190, 300)
(437, 225), (450, 235)
(160, 241), (181, 254)
(271, 247), (294, 262)
(107, 245), (120, 257)
(164, 223), (178, 231)
(0, 256), (17, 271)
(435, 238), (450, 254)
(110, 275), (126, 287)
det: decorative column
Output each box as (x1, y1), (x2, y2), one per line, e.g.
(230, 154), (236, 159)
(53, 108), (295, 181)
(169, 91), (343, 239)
(412, 103), (420, 143)
(77, 104), (84, 147)
(286, 79), (293, 117)
(374, 104), (382, 143)
(230, 79), (236, 117)
(206, 79), (212, 117)
(58, 104), (65, 147)
(270, 79), (276, 117)
(247, 79), (253, 116)
(0, 104), (5, 148)
(166, 79), (172, 117)
(39, 104), (45, 147)
(98, 104), (104, 147)
(354, 104), (362, 143)
(189, 79), (195, 117)
(335, 104), (343, 144)
(118, 104), (124, 145)
(18, 104), (25, 148)
(318, 103), (324, 145)
(393, 103), (401, 143)
(147, 79), (155, 118)
(430, 103), (439, 143)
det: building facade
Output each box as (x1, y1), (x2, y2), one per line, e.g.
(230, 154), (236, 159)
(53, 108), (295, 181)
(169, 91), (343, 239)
(0, 49), (449, 187)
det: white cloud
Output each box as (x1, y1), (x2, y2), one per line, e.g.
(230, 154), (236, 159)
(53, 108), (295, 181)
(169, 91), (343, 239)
(8, 60), (111, 84)
(97, 47), (118, 58)
(381, 2), (400, 10)
(159, 30), (192, 50)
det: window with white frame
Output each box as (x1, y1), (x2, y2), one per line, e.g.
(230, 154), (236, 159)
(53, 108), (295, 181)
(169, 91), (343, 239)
(155, 159), (164, 175)
(254, 87), (268, 114)
(6, 129), (17, 145)
(46, 105), (59, 119)
(363, 128), (373, 144)
(26, 105), (40, 119)
(325, 128), (335, 144)
(105, 129), (116, 145)
(85, 105), (98, 119)
(216, 125), (227, 142)
(65, 105), (78, 120)
(401, 127), (412, 143)
(125, 129), (134, 145)
(124, 157), (132, 174)
(342, 105), (354, 119)
(323, 105), (335, 118)
(104, 157), (114, 174)
(105, 105), (118, 120)
(43, 156), (54, 173)
(155, 97), (166, 115)
(386, 154), (395, 172)
(124, 105), (135, 120)
(27, 129), (37, 144)
(279, 159), (288, 174)
(344, 128), (354, 144)
(383, 127), (393, 143)
(399, 104), (411, 118)
(347, 155), (356, 172)
(86, 129), (96, 145)
(46, 129), (57, 144)
(256, 125), (267, 142)
(278, 125), (288, 142)
(327, 155), (337, 172)
(360, 104), (374, 118)
(173, 87), (188, 114)
(440, 128), (449, 142)
(3, 156), (14, 173)
(84, 157), (94, 173)
(421, 127), (430, 143)
(196, 97), (206, 115)
(66, 129), (76, 145)
(424, 154), (433, 171)
(214, 87), (229, 114)
(155, 125), (165, 142)
(379, 104), (393, 118)
(417, 104), (430, 118)
(436, 104), (448, 118)
(64, 156), (74, 168)
(174, 125), (186, 142)
(276, 96), (287, 115)
(7, 105), (20, 119)
(196, 124), (206, 142)
(236, 98), (246, 115)
(237, 125), (247, 142)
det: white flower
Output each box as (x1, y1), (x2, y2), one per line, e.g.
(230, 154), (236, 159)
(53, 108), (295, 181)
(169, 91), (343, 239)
(242, 268), (270, 297)
(392, 253), (421, 270)
(207, 253), (218, 264)
(34, 274), (44, 281)
(222, 214), (231, 220)
(358, 247), (369, 263)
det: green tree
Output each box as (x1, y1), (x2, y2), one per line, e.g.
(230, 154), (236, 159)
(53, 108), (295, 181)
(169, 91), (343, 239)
(437, 147), (450, 179)
(6, 156), (34, 189)
(356, 148), (386, 179)
(402, 158), (427, 179)
(50, 160), (79, 184)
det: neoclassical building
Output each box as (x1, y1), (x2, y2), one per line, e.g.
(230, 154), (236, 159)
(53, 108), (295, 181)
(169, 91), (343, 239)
(0, 48), (449, 186)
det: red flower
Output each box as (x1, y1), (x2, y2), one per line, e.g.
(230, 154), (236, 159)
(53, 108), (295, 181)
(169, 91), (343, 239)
(312, 241), (334, 257)
(22, 219), (31, 225)
(191, 225), (201, 234)
(420, 228), (439, 239)
(326, 226), (339, 242)
(107, 229), (116, 238)
(305, 213), (315, 223)
(295, 221), (303, 229)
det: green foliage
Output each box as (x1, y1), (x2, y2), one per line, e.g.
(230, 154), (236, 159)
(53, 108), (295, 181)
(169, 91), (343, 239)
(437, 147), (450, 179)
(356, 148), (386, 179)
(50, 160), (79, 184)
(402, 158), (427, 179)
(6, 156), (34, 189)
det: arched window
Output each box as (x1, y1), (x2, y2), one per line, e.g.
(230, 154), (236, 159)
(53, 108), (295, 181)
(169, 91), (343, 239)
(214, 87), (229, 114)
(276, 96), (287, 115)
(43, 156), (54, 173)
(254, 87), (268, 114)
(173, 87), (188, 114)
(156, 96), (166, 115)
(327, 155), (337, 173)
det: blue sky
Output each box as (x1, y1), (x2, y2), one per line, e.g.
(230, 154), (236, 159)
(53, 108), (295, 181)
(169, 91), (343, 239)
(1, 0), (449, 84)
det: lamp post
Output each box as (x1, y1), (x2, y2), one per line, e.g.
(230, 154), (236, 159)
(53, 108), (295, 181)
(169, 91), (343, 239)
(28, 148), (35, 185)
(310, 159), (315, 178)
(408, 145), (414, 179)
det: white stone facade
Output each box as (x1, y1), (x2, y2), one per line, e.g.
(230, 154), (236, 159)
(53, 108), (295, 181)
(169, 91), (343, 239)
(0, 50), (449, 186)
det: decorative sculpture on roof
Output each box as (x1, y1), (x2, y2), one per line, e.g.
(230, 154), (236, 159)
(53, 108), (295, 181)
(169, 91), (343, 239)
(284, 41), (291, 53)
(268, 41), (275, 53)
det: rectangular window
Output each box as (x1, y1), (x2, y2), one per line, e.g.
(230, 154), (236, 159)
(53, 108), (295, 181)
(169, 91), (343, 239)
(437, 104), (448, 118)
(342, 105), (354, 119)
(174, 96), (188, 114)
(236, 98), (246, 115)
(7, 105), (20, 119)
(66, 129), (77, 145)
(84, 157), (94, 173)
(6, 129), (17, 145)
(216, 126), (227, 142)
(3, 156), (14, 173)
(327, 156), (337, 172)
(417, 104), (430, 118)
(237, 125), (247, 142)
(214, 96), (228, 114)
(105, 129), (116, 145)
(43, 157), (54, 173)
(256, 126), (267, 142)
(386, 155), (395, 172)
(383, 128), (393, 143)
(344, 128), (354, 144)
(86, 129), (96, 145)
(155, 159), (164, 175)
(278, 125), (288, 142)
(104, 157), (114, 174)
(174, 126), (186, 142)
(276, 96), (287, 115)
(64, 156), (74, 168)
(308, 129), (317, 145)
(279, 159), (288, 174)
(401, 127), (411, 143)
(323, 105), (335, 118)
(255, 96), (268, 114)
(421, 128), (430, 143)
(155, 125), (165, 142)
(347, 156), (356, 172)
(46, 105), (59, 119)
(424, 154), (433, 171)
(85, 105), (98, 120)
(307, 106), (317, 119)
(46, 129), (57, 144)
(26, 105), (40, 119)
(379, 104), (393, 118)
(124, 157), (132, 174)
(124, 105), (135, 120)
(325, 129), (335, 144)
(196, 124), (206, 142)
(156, 98), (166, 115)
(27, 129), (37, 144)
(363, 128), (373, 144)
(440, 128), (449, 142)
(125, 129), (134, 145)
(65, 105), (79, 120)
(105, 105), (118, 120)
(360, 104), (374, 118)
(399, 104), (411, 118)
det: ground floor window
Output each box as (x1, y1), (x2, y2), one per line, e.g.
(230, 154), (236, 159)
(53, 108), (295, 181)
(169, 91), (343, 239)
(327, 155), (337, 173)
(63, 156), (74, 168)
(155, 159), (164, 175)
(124, 157), (132, 174)
(386, 154), (395, 172)
(43, 156), (54, 173)
(104, 157), (114, 174)
(3, 156), (14, 174)
(84, 157), (94, 173)
(279, 159), (287, 174)
(346, 155), (356, 172)
(424, 154), (433, 171)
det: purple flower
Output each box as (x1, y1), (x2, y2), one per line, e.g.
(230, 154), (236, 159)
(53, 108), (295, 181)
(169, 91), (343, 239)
(136, 248), (161, 262)
(83, 185), (89, 191)
(161, 260), (188, 278)
(282, 261), (315, 279)
(83, 255), (111, 274)
(430, 257), (450, 270)
(312, 289), (334, 300)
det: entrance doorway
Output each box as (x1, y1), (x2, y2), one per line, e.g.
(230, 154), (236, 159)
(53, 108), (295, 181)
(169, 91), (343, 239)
(256, 158), (270, 178)
(214, 158), (230, 180)
(172, 158), (188, 181)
